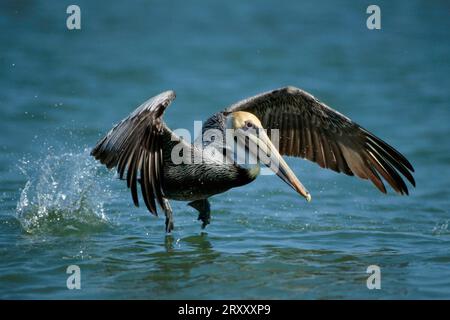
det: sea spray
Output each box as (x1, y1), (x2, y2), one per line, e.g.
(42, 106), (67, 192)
(16, 148), (113, 235)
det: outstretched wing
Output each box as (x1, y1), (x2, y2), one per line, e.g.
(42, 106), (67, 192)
(91, 90), (176, 215)
(227, 86), (415, 194)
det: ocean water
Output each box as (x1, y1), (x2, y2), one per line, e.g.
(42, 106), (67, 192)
(0, 0), (449, 299)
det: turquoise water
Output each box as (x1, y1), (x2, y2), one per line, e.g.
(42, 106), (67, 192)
(1, 0), (449, 299)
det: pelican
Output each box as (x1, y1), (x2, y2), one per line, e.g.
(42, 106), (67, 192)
(91, 86), (415, 232)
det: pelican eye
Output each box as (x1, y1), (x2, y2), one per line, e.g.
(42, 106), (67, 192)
(244, 121), (254, 130)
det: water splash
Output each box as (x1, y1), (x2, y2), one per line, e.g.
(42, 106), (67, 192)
(432, 220), (449, 236)
(16, 148), (112, 235)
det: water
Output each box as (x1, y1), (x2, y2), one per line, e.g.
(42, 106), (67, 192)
(1, 0), (449, 299)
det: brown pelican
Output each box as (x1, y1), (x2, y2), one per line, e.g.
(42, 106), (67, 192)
(91, 86), (415, 233)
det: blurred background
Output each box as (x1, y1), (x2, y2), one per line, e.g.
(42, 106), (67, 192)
(0, 0), (449, 299)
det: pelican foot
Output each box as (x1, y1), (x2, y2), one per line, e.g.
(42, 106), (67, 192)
(188, 198), (211, 230)
(165, 217), (174, 233)
(198, 213), (210, 229)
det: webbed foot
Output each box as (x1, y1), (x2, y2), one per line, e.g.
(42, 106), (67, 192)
(188, 198), (211, 229)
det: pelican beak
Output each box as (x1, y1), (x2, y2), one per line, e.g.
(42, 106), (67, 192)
(239, 128), (312, 202)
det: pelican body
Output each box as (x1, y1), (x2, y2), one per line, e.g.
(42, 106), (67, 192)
(92, 86), (415, 232)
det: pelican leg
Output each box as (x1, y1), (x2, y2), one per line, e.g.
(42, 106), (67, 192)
(188, 199), (211, 229)
(162, 198), (174, 233)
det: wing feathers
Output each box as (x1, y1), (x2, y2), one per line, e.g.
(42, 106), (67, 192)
(227, 86), (415, 194)
(91, 90), (176, 215)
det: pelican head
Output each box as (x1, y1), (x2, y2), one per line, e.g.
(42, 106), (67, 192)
(226, 111), (312, 202)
